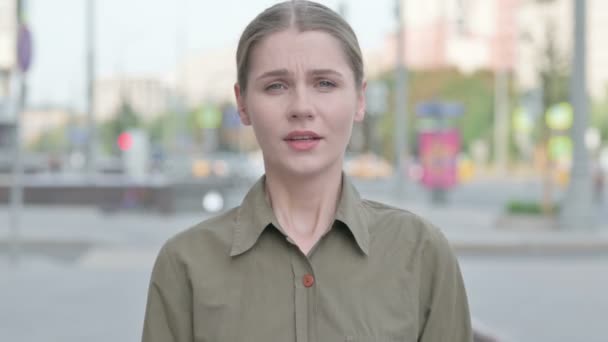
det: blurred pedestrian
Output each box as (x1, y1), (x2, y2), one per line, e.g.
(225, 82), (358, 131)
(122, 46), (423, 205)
(142, 1), (472, 341)
(593, 159), (604, 203)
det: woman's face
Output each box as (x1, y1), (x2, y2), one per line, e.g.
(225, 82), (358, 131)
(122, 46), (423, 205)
(235, 29), (366, 178)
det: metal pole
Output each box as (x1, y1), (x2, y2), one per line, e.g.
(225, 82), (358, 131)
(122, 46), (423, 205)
(9, 71), (24, 265)
(85, 0), (96, 178)
(9, 0), (24, 265)
(493, 69), (509, 175)
(560, 0), (593, 230)
(393, 0), (408, 197)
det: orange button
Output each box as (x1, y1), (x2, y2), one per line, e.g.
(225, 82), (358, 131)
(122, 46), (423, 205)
(303, 274), (315, 288)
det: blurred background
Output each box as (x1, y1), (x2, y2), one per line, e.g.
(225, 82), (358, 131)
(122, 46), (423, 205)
(0, 0), (607, 341)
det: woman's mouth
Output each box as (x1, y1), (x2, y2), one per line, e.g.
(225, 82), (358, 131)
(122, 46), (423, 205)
(284, 131), (322, 151)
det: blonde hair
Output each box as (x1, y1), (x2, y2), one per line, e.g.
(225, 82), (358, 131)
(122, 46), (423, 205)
(236, 0), (364, 93)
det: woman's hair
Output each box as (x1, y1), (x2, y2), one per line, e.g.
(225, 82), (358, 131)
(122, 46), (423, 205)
(236, 0), (364, 93)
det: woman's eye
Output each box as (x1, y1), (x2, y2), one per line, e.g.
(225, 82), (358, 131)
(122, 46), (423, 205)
(266, 83), (286, 91)
(318, 80), (336, 88)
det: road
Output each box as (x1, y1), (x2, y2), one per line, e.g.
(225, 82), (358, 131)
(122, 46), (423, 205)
(2, 247), (606, 342)
(1, 177), (607, 341)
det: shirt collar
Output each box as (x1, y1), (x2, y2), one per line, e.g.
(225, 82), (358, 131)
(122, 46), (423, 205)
(231, 173), (369, 256)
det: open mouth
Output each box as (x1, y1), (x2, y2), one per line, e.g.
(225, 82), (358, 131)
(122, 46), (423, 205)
(284, 130), (322, 141)
(284, 131), (322, 151)
(285, 136), (322, 141)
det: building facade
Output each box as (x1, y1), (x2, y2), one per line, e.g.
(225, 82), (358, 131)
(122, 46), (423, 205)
(94, 76), (171, 122)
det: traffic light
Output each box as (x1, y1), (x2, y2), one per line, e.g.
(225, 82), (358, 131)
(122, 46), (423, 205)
(117, 132), (133, 151)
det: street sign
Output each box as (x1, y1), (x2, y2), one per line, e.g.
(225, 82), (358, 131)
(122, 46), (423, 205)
(68, 127), (87, 146)
(546, 102), (573, 131)
(416, 101), (464, 117)
(419, 129), (460, 189)
(17, 24), (32, 73)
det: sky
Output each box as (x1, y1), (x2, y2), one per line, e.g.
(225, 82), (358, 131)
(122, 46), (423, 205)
(24, 0), (396, 111)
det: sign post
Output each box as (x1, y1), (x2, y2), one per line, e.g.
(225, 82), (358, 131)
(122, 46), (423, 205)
(9, 0), (32, 265)
(416, 101), (464, 204)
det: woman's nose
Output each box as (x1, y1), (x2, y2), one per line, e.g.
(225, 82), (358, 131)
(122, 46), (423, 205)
(287, 88), (314, 120)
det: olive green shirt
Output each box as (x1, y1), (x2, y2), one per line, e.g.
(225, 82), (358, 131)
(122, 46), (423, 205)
(142, 175), (472, 342)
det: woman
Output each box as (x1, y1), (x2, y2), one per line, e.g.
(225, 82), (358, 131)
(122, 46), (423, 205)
(142, 1), (472, 341)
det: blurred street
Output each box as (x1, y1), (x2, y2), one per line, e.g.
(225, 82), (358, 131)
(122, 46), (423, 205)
(1, 176), (608, 342)
(1, 0), (608, 341)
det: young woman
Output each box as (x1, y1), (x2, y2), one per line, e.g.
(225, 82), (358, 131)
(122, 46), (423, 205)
(142, 1), (472, 341)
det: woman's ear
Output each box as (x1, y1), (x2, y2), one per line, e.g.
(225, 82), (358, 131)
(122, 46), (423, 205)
(234, 83), (251, 125)
(354, 80), (367, 122)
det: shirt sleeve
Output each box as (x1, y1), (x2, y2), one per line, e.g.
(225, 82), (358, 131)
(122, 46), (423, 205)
(417, 226), (473, 342)
(142, 243), (193, 342)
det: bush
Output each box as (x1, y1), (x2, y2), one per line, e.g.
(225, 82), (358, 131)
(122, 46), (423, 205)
(506, 200), (560, 215)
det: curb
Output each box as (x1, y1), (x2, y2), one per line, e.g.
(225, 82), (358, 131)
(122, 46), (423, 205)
(3, 234), (608, 259)
(450, 237), (608, 255)
(0, 239), (95, 261)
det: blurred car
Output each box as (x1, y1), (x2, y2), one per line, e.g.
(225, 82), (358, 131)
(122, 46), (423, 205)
(344, 153), (393, 179)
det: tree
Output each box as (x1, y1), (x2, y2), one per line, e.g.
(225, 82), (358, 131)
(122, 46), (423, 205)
(99, 100), (142, 155)
(374, 68), (495, 162)
(29, 125), (68, 153)
(532, 12), (571, 215)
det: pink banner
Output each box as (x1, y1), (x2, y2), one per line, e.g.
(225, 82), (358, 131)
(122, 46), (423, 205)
(419, 129), (460, 189)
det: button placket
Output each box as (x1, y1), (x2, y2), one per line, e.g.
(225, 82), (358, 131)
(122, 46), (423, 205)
(290, 247), (316, 342)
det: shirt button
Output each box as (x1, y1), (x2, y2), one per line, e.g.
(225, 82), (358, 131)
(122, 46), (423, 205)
(302, 274), (315, 288)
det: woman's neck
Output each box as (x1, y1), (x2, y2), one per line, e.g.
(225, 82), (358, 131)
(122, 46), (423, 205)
(264, 167), (343, 254)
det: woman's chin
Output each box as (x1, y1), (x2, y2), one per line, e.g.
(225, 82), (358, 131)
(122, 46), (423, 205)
(271, 160), (342, 179)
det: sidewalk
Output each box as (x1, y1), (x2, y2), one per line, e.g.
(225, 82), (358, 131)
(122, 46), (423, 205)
(363, 189), (608, 256)
(1, 202), (606, 342)
(1, 197), (608, 262)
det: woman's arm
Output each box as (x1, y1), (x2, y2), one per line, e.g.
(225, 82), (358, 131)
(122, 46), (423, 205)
(142, 244), (193, 342)
(418, 227), (473, 342)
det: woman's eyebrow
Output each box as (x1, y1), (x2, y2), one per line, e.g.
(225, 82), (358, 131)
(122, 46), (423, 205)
(309, 69), (343, 78)
(256, 68), (344, 81)
(256, 69), (290, 81)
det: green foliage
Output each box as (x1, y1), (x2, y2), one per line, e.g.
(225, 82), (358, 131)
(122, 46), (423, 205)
(439, 70), (495, 152)
(29, 126), (68, 152)
(506, 200), (560, 215)
(99, 100), (142, 155)
(374, 68), (495, 161)
(533, 19), (571, 147)
(146, 112), (180, 147)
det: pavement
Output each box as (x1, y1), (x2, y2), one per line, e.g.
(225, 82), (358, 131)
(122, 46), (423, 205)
(1, 177), (607, 342)
(358, 177), (608, 256)
(381, 199), (608, 256)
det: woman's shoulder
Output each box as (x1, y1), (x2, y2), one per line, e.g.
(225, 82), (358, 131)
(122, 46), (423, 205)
(159, 207), (240, 259)
(360, 199), (447, 247)
(360, 199), (457, 266)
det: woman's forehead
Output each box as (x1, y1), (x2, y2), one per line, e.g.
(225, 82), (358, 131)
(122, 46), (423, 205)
(249, 29), (351, 76)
